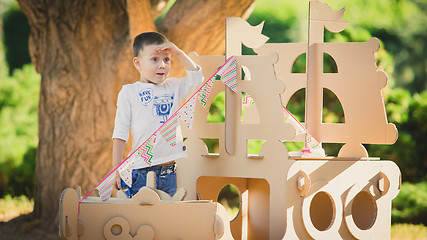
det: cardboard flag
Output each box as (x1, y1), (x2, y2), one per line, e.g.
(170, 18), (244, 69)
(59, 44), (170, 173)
(217, 56), (238, 93)
(95, 172), (115, 201)
(226, 18), (269, 51)
(198, 77), (215, 107)
(159, 113), (179, 147)
(179, 95), (197, 129)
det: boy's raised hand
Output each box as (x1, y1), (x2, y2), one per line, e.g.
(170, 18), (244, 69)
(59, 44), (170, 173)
(156, 42), (183, 56)
(156, 42), (198, 71)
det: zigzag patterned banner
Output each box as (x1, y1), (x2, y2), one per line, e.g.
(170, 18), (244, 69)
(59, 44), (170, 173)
(242, 93), (255, 109)
(116, 133), (157, 188)
(303, 133), (325, 157)
(305, 133), (320, 149)
(198, 77), (215, 107)
(136, 133), (157, 166)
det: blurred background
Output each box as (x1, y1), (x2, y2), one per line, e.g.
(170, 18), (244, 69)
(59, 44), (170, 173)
(0, 0), (425, 238)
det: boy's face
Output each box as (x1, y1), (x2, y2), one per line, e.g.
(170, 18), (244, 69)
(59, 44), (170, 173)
(134, 44), (171, 84)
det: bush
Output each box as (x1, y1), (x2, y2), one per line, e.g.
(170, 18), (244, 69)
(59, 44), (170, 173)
(368, 89), (427, 182)
(0, 63), (39, 198)
(392, 181), (427, 225)
(2, 1), (31, 75)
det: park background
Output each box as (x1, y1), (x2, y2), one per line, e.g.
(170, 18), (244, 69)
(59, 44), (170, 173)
(0, 0), (425, 239)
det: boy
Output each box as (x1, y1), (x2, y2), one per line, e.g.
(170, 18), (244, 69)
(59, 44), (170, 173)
(112, 32), (203, 197)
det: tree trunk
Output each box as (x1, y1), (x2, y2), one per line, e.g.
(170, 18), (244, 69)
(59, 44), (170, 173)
(18, 0), (255, 232)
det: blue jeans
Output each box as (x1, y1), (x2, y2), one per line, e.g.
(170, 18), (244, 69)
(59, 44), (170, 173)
(121, 162), (177, 197)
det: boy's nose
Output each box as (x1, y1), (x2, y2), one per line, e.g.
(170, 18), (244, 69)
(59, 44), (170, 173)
(159, 61), (166, 69)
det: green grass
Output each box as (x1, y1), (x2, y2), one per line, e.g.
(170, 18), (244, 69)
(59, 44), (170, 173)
(391, 223), (427, 240)
(0, 195), (33, 222)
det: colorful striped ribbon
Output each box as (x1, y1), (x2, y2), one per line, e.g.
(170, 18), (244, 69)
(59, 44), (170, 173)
(95, 172), (115, 201)
(159, 113), (179, 147)
(216, 56), (238, 93)
(198, 77), (215, 107)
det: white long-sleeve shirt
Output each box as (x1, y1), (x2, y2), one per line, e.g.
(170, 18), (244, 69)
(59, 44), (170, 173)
(113, 67), (203, 169)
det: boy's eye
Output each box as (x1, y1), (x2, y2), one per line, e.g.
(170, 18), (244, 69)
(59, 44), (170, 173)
(152, 57), (158, 62)
(164, 58), (170, 63)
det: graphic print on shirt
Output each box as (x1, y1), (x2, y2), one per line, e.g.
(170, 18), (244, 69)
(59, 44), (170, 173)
(138, 88), (153, 106)
(153, 94), (174, 123)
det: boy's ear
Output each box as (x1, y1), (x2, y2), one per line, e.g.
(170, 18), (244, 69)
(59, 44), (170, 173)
(133, 57), (140, 69)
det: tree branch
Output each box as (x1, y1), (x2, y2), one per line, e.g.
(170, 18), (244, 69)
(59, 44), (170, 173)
(127, 0), (157, 40)
(157, 0), (255, 76)
(150, 0), (169, 20)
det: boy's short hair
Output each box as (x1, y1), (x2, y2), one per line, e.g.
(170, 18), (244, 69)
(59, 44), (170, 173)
(133, 32), (168, 57)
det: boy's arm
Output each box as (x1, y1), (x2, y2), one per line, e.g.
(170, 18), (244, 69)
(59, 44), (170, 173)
(157, 42), (198, 71)
(112, 138), (126, 190)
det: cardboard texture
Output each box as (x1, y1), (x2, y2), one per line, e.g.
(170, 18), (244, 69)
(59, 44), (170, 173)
(59, 1), (400, 239)
(59, 187), (229, 239)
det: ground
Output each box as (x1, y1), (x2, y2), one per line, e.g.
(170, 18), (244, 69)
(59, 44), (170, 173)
(0, 213), (59, 240)
(0, 211), (425, 239)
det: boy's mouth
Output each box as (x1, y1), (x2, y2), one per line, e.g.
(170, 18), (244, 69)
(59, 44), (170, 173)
(157, 73), (165, 76)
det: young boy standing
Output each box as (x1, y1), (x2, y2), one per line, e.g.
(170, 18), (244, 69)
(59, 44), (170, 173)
(112, 32), (203, 197)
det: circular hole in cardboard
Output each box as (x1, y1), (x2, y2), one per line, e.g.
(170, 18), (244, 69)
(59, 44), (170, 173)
(352, 191), (377, 230)
(217, 184), (240, 220)
(111, 224), (122, 236)
(309, 191), (335, 231)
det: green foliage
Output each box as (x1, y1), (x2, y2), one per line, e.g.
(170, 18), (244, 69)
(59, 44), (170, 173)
(367, 88), (427, 182)
(248, 0), (308, 43)
(0, 62), (39, 197)
(2, 1), (31, 75)
(0, 64), (39, 164)
(323, 0), (427, 93)
(207, 90), (225, 123)
(392, 182), (427, 225)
